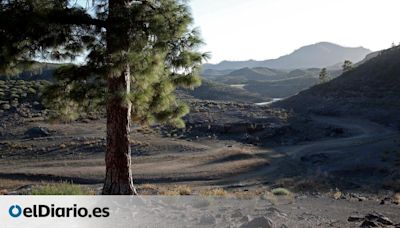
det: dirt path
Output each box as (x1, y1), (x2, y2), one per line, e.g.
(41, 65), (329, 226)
(216, 115), (400, 189)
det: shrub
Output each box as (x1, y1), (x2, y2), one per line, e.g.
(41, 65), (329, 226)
(1, 104), (10, 110)
(28, 88), (37, 94)
(10, 93), (19, 99)
(271, 188), (291, 196)
(394, 193), (400, 205)
(11, 100), (19, 106)
(31, 183), (92, 195)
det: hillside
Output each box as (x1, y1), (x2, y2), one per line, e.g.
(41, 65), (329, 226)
(275, 46), (400, 128)
(179, 80), (267, 103)
(205, 67), (287, 84)
(203, 67), (342, 98)
(204, 42), (371, 70)
(244, 76), (319, 98)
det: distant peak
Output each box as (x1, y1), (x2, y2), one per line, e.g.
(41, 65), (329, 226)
(315, 41), (338, 45)
(203, 42), (371, 70)
(312, 42), (369, 50)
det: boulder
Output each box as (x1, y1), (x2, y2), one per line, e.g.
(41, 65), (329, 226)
(24, 127), (51, 138)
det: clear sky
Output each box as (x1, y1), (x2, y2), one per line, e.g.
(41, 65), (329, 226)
(190, 0), (400, 63)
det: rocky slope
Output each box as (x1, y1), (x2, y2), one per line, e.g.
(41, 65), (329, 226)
(275, 45), (400, 128)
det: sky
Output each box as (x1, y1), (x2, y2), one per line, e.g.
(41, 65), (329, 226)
(190, 0), (400, 63)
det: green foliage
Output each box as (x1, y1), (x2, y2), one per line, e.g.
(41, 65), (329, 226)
(31, 183), (91, 195)
(0, 80), (44, 105)
(0, 0), (210, 127)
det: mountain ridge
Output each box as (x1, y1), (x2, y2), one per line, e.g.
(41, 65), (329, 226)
(204, 42), (371, 70)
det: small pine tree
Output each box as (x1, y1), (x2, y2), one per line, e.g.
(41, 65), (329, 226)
(0, 0), (208, 195)
(319, 68), (329, 83)
(342, 60), (353, 72)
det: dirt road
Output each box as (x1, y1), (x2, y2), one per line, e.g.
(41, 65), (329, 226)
(217, 115), (399, 189)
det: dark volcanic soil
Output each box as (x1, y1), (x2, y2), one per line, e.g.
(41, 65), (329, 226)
(0, 99), (399, 227)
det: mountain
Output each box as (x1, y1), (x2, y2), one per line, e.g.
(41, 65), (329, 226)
(203, 42), (371, 70)
(275, 45), (400, 128)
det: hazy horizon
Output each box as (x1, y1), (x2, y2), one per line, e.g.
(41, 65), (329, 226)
(190, 0), (400, 64)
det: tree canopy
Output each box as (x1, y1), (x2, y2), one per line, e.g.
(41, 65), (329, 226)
(0, 0), (208, 127)
(319, 68), (328, 83)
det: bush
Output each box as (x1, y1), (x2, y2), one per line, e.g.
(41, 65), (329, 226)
(1, 104), (10, 110)
(11, 100), (19, 106)
(28, 88), (36, 94)
(31, 183), (92, 195)
(271, 188), (291, 196)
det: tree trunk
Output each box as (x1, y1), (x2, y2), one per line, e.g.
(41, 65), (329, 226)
(102, 0), (136, 195)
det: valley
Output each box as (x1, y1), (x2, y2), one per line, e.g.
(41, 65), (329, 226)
(0, 42), (399, 227)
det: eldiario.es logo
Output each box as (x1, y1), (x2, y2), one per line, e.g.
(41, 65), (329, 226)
(8, 204), (110, 218)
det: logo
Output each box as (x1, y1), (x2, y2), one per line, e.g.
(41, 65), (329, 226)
(9, 205), (22, 218)
(7, 204), (109, 218)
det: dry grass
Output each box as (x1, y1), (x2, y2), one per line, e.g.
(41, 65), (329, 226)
(138, 183), (158, 190)
(160, 185), (192, 196)
(0, 178), (34, 190)
(333, 190), (342, 200)
(31, 183), (93, 195)
(200, 188), (228, 197)
(137, 184), (159, 195)
(59, 143), (67, 149)
(394, 193), (400, 205)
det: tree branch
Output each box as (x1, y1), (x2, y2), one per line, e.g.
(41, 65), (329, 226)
(48, 9), (107, 28)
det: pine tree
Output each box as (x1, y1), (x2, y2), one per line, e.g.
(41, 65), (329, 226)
(0, 0), (207, 195)
(319, 68), (328, 83)
(342, 60), (353, 72)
